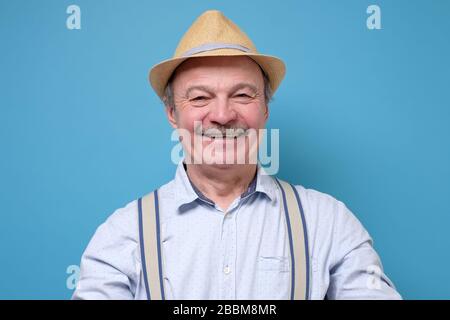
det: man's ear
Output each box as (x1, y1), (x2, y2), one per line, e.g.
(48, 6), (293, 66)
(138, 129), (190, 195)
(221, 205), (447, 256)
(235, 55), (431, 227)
(165, 104), (178, 129)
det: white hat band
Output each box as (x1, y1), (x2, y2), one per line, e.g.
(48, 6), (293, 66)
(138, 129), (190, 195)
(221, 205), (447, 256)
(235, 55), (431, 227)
(181, 43), (251, 57)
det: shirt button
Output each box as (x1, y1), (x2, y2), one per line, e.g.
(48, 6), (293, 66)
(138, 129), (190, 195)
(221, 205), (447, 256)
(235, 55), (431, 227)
(223, 265), (231, 275)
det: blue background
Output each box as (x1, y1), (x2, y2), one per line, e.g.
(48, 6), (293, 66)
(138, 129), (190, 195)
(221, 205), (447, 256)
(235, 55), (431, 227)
(0, 0), (449, 299)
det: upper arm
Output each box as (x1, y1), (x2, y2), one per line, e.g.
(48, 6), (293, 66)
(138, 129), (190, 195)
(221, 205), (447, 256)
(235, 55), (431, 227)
(326, 202), (401, 300)
(72, 206), (140, 300)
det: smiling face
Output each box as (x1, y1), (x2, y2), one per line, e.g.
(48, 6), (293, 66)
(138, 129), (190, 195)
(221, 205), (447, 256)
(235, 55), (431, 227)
(165, 55), (269, 167)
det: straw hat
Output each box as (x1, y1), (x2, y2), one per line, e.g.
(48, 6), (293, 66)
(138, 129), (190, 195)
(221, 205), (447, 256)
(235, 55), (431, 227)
(149, 10), (286, 100)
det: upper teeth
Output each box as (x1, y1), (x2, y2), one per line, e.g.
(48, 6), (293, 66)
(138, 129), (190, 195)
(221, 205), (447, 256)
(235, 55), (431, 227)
(202, 128), (246, 139)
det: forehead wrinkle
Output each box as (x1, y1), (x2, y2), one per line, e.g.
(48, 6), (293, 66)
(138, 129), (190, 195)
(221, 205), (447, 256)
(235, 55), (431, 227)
(184, 85), (215, 97)
(172, 57), (265, 99)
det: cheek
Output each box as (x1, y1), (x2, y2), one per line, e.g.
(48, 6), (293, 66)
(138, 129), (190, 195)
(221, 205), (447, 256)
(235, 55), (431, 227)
(176, 107), (208, 132)
(238, 103), (267, 128)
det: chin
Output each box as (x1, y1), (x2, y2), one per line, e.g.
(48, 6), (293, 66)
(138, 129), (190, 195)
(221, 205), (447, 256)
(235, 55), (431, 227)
(201, 153), (253, 167)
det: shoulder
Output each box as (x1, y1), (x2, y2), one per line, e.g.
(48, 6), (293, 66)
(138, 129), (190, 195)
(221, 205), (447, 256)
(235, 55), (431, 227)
(292, 184), (372, 260)
(96, 199), (139, 240)
(83, 199), (140, 262)
(90, 174), (177, 241)
(293, 184), (367, 230)
(90, 177), (177, 244)
(294, 185), (346, 215)
(273, 179), (355, 232)
(292, 184), (350, 229)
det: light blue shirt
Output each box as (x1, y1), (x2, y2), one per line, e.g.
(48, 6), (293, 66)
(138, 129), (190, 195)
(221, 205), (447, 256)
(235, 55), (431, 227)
(72, 161), (401, 300)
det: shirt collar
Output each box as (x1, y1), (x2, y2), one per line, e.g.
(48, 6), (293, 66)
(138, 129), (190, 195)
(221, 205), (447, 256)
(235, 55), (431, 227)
(172, 160), (277, 209)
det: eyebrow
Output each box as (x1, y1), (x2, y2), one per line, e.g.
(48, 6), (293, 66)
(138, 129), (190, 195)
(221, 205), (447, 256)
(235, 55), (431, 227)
(185, 82), (258, 97)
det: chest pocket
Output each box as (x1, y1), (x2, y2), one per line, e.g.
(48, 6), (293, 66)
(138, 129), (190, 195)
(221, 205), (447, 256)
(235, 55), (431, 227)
(256, 256), (290, 299)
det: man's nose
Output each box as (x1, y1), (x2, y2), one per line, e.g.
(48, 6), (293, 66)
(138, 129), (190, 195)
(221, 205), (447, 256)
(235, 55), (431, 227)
(208, 96), (237, 125)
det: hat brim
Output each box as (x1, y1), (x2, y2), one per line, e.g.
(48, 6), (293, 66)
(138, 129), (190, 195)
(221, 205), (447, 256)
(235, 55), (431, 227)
(149, 49), (286, 100)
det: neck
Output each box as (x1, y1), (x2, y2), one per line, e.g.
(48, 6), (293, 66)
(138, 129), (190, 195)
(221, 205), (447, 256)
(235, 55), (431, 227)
(185, 163), (257, 211)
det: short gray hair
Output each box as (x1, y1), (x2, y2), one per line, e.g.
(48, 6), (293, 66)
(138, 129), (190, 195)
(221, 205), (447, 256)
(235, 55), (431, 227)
(162, 66), (273, 110)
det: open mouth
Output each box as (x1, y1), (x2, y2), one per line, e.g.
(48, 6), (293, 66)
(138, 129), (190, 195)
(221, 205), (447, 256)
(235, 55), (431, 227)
(200, 128), (248, 140)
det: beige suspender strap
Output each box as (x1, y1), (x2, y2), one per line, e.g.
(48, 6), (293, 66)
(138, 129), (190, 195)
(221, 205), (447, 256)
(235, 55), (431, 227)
(275, 178), (311, 300)
(138, 190), (165, 300)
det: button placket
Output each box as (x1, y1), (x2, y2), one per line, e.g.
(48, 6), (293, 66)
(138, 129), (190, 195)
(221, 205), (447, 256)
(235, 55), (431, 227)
(220, 210), (237, 299)
(219, 195), (249, 299)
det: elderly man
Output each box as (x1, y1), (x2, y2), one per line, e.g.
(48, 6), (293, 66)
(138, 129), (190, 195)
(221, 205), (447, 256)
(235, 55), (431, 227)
(72, 10), (401, 300)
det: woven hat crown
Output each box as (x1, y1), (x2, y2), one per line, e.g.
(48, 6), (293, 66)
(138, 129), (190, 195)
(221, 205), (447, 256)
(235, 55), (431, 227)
(173, 10), (258, 57)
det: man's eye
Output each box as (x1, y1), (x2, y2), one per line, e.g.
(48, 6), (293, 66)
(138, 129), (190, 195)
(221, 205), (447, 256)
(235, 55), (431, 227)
(191, 96), (207, 101)
(235, 93), (250, 98)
